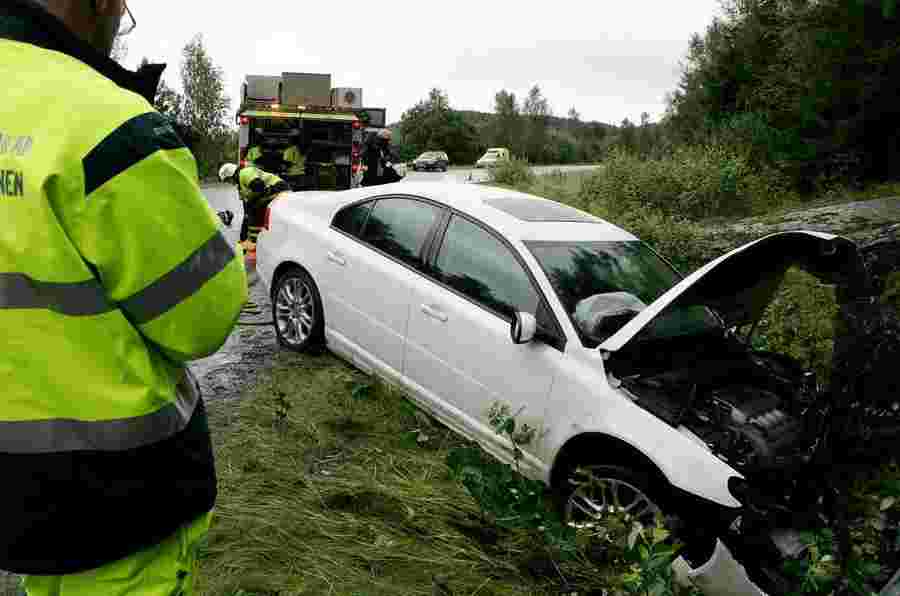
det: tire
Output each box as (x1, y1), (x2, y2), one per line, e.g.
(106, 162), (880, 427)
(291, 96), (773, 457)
(558, 463), (786, 593)
(559, 464), (669, 530)
(272, 267), (324, 353)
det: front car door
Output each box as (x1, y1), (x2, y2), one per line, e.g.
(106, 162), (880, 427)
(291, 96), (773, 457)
(321, 196), (444, 381)
(403, 212), (567, 472)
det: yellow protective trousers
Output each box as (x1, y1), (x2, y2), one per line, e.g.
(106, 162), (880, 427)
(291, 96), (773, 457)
(22, 511), (212, 596)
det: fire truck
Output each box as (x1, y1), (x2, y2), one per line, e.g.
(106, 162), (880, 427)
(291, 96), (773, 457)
(236, 72), (388, 191)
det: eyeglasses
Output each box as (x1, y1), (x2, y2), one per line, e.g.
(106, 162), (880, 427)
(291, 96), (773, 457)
(118, 2), (136, 37)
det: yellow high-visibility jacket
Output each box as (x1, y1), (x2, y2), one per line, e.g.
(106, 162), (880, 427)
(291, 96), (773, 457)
(0, 0), (247, 575)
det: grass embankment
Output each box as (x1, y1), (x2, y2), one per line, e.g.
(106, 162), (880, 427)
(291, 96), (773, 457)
(199, 355), (614, 596)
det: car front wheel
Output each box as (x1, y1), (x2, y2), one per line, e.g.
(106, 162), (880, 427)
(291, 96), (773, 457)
(272, 267), (324, 352)
(562, 464), (666, 531)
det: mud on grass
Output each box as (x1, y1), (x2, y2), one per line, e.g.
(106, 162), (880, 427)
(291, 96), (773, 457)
(199, 353), (617, 596)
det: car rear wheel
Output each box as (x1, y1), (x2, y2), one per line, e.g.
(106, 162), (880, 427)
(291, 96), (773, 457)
(272, 267), (324, 352)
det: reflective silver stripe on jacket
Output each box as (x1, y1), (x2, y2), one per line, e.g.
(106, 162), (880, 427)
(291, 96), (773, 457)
(0, 232), (233, 321)
(0, 369), (201, 454)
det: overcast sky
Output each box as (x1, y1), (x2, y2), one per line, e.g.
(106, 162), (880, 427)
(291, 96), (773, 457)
(122, 1), (723, 126)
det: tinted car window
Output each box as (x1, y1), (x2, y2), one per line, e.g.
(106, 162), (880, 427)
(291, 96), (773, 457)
(360, 198), (441, 267)
(434, 215), (540, 319)
(333, 201), (373, 237)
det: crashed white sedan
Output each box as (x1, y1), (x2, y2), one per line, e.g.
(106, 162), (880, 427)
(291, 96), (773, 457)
(256, 181), (871, 594)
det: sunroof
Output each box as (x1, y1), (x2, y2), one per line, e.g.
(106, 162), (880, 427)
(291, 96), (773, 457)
(484, 196), (604, 223)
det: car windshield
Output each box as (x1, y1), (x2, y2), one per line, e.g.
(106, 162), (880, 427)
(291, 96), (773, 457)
(527, 241), (722, 347)
(420, 152), (440, 159)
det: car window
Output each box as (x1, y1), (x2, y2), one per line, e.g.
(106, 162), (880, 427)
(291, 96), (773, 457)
(434, 215), (540, 320)
(527, 240), (720, 346)
(332, 201), (374, 238)
(359, 198), (442, 267)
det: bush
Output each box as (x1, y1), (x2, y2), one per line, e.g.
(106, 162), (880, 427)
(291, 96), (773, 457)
(489, 156), (536, 188)
(584, 145), (798, 220)
(571, 174), (709, 273)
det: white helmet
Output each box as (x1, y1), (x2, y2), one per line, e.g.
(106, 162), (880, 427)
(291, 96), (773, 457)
(218, 163), (238, 182)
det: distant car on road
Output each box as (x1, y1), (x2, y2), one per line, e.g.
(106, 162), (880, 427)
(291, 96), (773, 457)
(412, 151), (449, 172)
(475, 147), (510, 168)
(256, 182), (870, 594)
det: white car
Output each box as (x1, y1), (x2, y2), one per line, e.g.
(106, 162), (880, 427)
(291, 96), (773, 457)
(256, 181), (867, 594)
(475, 147), (510, 169)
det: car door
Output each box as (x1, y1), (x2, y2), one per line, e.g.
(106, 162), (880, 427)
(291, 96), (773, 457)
(321, 196), (444, 381)
(403, 212), (567, 463)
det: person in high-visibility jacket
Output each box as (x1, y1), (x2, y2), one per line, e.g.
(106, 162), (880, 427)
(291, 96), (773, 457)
(219, 163), (290, 250)
(245, 144), (262, 166)
(283, 143), (306, 177)
(0, 1), (248, 595)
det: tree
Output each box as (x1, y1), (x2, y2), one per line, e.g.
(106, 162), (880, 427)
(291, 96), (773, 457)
(618, 117), (637, 154)
(638, 111), (656, 158)
(398, 88), (479, 164)
(179, 35), (231, 178)
(664, 0), (900, 187)
(522, 85), (551, 163)
(155, 80), (184, 122)
(493, 90), (522, 154)
(180, 34), (230, 141)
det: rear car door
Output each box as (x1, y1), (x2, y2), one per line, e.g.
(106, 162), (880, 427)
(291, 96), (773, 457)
(403, 212), (566, 460)
(321, 196), (444, 381)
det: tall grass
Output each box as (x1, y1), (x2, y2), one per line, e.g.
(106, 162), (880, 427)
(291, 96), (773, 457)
(199, 353), (618, 596)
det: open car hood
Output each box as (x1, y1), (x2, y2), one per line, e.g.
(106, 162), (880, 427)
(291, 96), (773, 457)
(598, 231), (863, 353)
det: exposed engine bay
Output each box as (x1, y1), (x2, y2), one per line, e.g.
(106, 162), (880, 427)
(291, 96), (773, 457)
(612, 336), (818, 475)
(563, 231), (900, 594)
(605, 316), (899, 593)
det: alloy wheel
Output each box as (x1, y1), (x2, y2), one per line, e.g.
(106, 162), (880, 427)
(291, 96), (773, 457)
(275, 276), (315, 346)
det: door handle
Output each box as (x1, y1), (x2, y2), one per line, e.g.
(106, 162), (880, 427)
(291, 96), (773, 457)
(421, 304), (448, 322)
(327, 251), (346, 266)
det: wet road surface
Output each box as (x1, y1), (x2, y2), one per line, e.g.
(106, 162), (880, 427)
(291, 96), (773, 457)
(190, 184), (277, 404)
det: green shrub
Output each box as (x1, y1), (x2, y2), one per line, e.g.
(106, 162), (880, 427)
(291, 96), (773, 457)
(753, 269), (839, 382)
(581, 145), (797, 220)
(489, 156), (536, 188)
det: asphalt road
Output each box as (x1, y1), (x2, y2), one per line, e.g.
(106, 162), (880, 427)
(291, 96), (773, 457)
(201, 163), (603, 218)
(407, 163), (601, 184)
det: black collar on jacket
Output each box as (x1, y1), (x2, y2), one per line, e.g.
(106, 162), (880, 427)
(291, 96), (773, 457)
(0, 0), (166, 104)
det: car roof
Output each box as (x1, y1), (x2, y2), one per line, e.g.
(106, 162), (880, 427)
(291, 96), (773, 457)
(315, 182), (638, 243)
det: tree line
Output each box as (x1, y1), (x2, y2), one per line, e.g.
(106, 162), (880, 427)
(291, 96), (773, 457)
(398, 0), (899, 192)
(394, 86), (629, 166)
(663, 0), (900, 191)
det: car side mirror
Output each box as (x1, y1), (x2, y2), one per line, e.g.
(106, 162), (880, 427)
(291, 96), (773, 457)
(511, 311), (537, 344)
